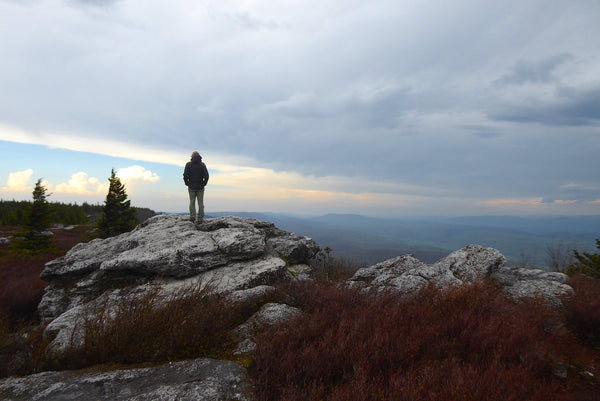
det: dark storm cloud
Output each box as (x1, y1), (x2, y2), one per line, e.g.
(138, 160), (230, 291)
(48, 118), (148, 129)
(490, 86), (600, 126)
(494, 53), (574, 86)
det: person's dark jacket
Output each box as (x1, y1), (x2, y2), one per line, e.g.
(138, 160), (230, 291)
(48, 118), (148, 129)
(183, 154), (209, 190)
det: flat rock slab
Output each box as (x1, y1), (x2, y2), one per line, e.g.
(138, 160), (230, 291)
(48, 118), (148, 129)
(0, 358), (252, 401)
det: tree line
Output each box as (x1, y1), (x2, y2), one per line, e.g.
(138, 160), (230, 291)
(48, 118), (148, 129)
(0, 200), (98, 226)
(0, 199), (154, 227)
(1, 171), (156, 252)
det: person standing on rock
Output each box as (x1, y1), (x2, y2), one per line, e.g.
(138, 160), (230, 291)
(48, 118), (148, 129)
(183, 151), (209, 224)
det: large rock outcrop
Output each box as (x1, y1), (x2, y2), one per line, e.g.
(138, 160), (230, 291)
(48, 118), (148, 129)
(38, 214), (319, 352)
(348, 244), (573, 306)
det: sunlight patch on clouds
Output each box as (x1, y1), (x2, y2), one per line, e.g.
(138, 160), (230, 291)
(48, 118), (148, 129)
(0, 122), (262, 172)
(116, 165), (160, 183)
(53, 172), (106, 195)
(210, 164), (448, 197)
(553, 200), (578, 205)
(0, 123), (186, 167)
(487, 198), (544, 206)
(51, 166), (160, 197)
(1, 169), (33, 193)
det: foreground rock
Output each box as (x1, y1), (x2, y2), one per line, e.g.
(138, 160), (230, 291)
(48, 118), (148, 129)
(39, 214), (319, 351)
(0, 358), (251, 401)
(349, 244), (573, 306)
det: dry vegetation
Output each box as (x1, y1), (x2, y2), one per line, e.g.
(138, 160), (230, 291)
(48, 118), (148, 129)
(1, 226), (599, 400)
(59, 284), (260, 370)
(251, 279), (600, 401)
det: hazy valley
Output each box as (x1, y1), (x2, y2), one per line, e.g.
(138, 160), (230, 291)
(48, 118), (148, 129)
(208, 212), (600, 267)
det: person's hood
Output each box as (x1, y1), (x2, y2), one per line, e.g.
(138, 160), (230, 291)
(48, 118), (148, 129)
(191, 154), (202, 163)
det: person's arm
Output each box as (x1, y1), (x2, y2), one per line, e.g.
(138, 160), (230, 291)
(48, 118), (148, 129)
(183, 164), (190, 186)
(203, 164), (209, 186)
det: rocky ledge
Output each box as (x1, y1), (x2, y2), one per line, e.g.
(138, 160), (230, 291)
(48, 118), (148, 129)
(38, 214), (319, 352)
(348, 244), (572, 306)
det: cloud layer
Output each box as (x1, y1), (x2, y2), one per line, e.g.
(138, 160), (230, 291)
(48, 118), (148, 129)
(0, 0), (599, 215)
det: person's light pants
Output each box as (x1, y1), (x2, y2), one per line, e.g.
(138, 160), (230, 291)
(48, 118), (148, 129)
(188, 188), (205, 222)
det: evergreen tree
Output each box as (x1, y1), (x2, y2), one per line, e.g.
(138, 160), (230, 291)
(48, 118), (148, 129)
(97, 169), (137, 238)
(18, 179), (54, 250)
(569, 239), (600, 278)
(25, 179), (54, 232)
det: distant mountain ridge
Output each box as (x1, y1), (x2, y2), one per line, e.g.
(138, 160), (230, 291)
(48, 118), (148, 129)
(206, 212), (599, 267)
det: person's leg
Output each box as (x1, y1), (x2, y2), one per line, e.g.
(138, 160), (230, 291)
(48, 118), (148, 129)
(196, 189), (205, 223)
(188, 188), (197, 221)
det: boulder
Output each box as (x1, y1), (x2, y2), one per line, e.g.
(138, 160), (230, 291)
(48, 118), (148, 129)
(233, 303), (303, 355)
(38, 214), (319, 352)
(349, 244), (572, 305)
(0, 358), (251, 401)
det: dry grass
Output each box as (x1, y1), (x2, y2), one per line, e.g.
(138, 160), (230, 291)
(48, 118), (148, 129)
(58, 283), (259, 370)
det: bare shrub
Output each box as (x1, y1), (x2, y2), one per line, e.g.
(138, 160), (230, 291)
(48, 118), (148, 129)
(310, 248), (365, 282)
(546, 242), (574, 273)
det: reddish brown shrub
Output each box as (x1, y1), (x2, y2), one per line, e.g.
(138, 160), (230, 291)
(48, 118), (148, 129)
(0, 225), (93, 326)
(60, 283), (260, 369)
(565, 274), (600, 348)
(0, 256), (47, 325)
(0, 318), (52, 378)
(250, 281), (597, 401)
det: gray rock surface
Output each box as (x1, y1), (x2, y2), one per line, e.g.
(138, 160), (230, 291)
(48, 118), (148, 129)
(349, 244), (572, 305)
(0, 358), (251, 401)
(233, 303), (303, 355)
(38, 214), (319, 352)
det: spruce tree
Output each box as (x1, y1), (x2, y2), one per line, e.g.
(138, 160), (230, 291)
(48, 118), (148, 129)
(26, 179), (54, 232)
(19, 179), (54, 250)
(97, 169), (137, 238)
(569, 239), (600, 278)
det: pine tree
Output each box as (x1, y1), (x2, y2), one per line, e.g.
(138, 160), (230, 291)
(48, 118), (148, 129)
(19, 179), (54, 250)
(569, 239), (600, 278)
(97, 169), (137, 238)
(26, 179), (54, 232)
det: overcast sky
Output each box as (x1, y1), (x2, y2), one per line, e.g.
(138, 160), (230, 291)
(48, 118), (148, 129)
(1, 0), (599, 216)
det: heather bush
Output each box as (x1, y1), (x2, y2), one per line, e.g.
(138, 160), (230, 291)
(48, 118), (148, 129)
(0, 254), (48, 326)
(250, 281), (597, 401)
(0, 318), (52, 378)
(564, 274), (600, 348)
